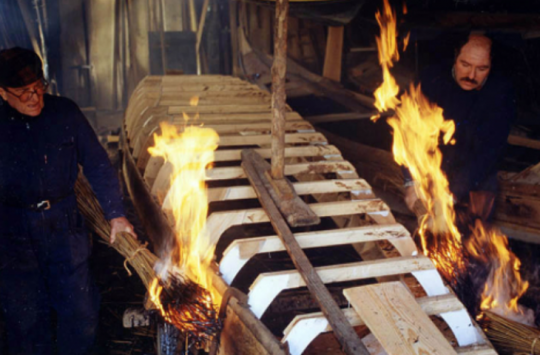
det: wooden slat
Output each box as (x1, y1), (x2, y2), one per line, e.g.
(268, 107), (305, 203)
(143, 145), (343, 184)
(213, 145), (340, 162)
(171, 111), (303, 122)
(159, 95), (271, 106)
(219, 224), (409, 284)
(205, 160), (354, 180)
(168, 104), (272, 114)
(160, 90), (271, 100)
(161, 83), (261, 92)
(203, 199), (390, 246)
(217, 132), (326, 146)
(208, 178), (373, 203)
(343, 282), (457, 355)
(206, 121), (314, 135)
(247, 256), (436, 318)
(282, 293), (468, 355)
(152, 161), (356, 193)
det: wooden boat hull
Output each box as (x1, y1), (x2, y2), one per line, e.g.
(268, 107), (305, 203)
(121, 74), (496, 355)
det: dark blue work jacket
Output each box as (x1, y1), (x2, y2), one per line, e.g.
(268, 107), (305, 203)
(0, 94), (125, 237)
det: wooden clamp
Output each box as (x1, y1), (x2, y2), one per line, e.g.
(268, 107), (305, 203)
(241, 149), (369, 355)
(243, 149), (320, 227)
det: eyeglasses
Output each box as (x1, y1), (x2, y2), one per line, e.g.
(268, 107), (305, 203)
(4, 80), (49, 103)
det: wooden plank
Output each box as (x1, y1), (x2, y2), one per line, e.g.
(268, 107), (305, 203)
(219, 224), (409, 284)
(159, 95), (272, 106)
(495, 194), (540, 229)
(203, 199), (390, 247)
(218, 297), (287, 355)
(172, 111), (303, 122)
(160, 90), (271, 100)
(196, 0), (210, 74)
(242, 147), (369, 355)
(508, 134), (540, 150)
(243, 150), (320, 226)
(168, 104), (272, 114)
(151, 160), (355, 192)
(304, 112), (376, 124)
(161, 83), (260, 92)
(135, 120), (315, 163)
(213, 145), (339, 162)
(282, 293), (467, 355)
(208, 178), (373, 202)
(206, 161), (354, 181)
(343, 282), (457, 355)
(205, 121), (314, 135)
(322, 26), (344, 81)
(248, 256), (436, 318)
(218, 132), (326, 146)
(142, 145), (343, 183)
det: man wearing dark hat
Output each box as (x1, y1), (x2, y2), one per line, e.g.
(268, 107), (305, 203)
(0, 47), (135, 354)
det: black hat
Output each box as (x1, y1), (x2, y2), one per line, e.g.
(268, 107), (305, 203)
(0, 47), (44, 88)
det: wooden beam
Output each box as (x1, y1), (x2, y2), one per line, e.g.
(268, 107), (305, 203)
(208, 178), (372, 202)
(343, 282), (457, 354)
(271, 0), (289, 179)
(220, 224), (408, 284)
(322, 26), (344, 82)
(304, 112), (375, 124)
(242, 150), (320, 226)
(168, 104), (272, 114)
(196, 0), (210, 75)
(248, 256), (435, 318)
(242, 149), (369, 355)
(508, 134), (540, 150)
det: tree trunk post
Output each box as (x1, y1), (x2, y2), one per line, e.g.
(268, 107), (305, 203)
(270, 0), (289, 179)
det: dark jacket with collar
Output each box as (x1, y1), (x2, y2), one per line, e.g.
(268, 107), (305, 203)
(0, 94), (125, 228)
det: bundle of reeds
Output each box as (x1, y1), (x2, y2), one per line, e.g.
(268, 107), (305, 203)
(480, 311), (540, 355)
(74, 176), (221, 349)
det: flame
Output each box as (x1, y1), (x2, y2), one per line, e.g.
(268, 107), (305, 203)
(371, 0), (400, 118)
(147, 95), (220, 313)
(373, 0), (529, 321)
(466, 220), (532, 322)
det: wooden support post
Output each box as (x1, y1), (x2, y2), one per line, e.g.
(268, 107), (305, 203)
(241, 150), (369, 355)
(271, 0), (288, 179)
(323, 26), (344, 82)
(242, 150), (319, 226)
(196, 0), (210, 75)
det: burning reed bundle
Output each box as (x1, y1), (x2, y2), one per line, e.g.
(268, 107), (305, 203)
(480, 311), (540, 355)
(74, 176), (221, 349)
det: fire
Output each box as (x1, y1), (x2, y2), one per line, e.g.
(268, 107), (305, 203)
(372, 0), (529, 321)
(147, 96), (222, 341)
(466, 220), (532, 322)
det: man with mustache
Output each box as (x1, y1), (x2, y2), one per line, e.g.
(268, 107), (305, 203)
(404, 34), (516, 220)
(0, 47), (136, 354)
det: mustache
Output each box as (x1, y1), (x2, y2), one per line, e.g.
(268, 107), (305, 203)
(460, 77), (478, 85)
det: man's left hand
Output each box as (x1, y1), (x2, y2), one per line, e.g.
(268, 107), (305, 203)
(110, 217), (137, 244)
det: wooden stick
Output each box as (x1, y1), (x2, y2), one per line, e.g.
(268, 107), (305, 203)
(241, 150), (370, 355)
(270, 0), (289, 179)
(196, 0), (210, 75)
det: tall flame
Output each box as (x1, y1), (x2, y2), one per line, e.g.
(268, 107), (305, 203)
(148, 96), (220, 307)
(372, 0), (530, 322)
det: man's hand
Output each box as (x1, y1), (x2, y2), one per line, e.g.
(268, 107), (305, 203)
(110, 217), (137, 244)
(404, 185), (420, 212)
